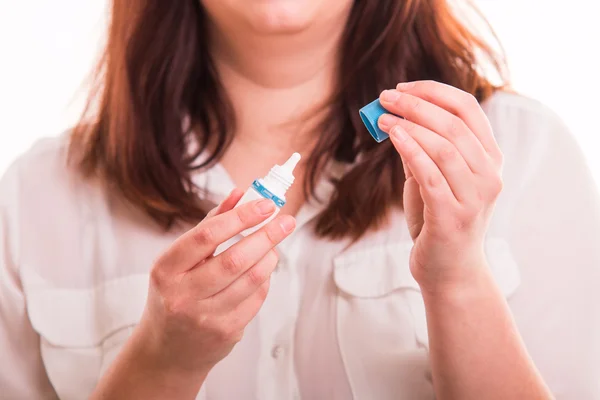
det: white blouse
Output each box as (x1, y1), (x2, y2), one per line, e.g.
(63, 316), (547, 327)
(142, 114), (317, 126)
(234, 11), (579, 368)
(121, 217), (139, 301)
(0, 92), (599, 400)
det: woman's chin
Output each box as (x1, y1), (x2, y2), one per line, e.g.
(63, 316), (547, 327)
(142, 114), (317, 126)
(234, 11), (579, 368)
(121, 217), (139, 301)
(245, 3), (315, 35)
(202, 0), (350, 36)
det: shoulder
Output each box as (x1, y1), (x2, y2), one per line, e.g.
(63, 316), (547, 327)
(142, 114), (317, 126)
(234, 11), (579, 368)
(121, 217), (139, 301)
(4, 133), (67, 178)
(482, 90), (572, 147)
(481, 90), (584, 182)
(482, 90), (557, 118)
(1, 133), (89, 205)
(11, 133), (71, 178)
(0, 133), (99, 245)
(481, 91), (599, 238)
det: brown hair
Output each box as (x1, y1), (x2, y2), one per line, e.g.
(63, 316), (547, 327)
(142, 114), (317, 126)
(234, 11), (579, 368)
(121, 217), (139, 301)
(70, 0), (507, 239)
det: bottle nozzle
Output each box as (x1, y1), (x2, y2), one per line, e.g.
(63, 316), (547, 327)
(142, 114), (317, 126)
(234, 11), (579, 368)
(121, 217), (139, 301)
(281, 152), (301, 175)
(264, 152), (301, 192)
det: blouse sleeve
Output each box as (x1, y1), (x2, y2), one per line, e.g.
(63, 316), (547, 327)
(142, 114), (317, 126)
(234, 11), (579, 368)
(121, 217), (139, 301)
(490, 98), (600, 398)
(0, 161), (57, 398)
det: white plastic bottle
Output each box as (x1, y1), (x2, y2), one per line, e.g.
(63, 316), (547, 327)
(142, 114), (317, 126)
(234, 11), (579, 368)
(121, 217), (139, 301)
(214, 152), (301, 254)
(236, 152), (301, 236)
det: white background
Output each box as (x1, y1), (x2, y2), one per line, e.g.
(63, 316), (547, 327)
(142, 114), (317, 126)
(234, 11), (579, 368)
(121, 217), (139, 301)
(0, 1), (599, 185)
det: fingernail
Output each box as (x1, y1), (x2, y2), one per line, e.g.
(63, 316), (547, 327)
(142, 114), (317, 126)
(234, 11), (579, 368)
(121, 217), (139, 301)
(255, 199), (276, 215)
(391, 125), (409, 142)
(381, 89), (400, 103)
(396, 82), (415, 90)
(378, 113), (397, 130)
(279, 215), (296, 234)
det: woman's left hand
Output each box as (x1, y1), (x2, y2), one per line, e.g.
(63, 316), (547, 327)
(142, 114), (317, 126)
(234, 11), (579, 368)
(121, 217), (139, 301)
(377, 80), (504, 294)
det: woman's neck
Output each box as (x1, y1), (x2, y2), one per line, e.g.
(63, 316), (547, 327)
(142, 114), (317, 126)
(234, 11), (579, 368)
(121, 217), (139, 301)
(207, 7), (350, 213)
(209, 9), (349, 158)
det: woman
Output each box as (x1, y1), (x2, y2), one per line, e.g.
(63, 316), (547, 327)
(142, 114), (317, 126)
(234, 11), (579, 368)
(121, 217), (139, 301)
(1, 0), (598, 399)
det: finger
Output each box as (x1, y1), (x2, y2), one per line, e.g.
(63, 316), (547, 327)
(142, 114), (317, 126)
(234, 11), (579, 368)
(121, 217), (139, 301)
(380, 115), (478, 204)
(210, 249), (278, 311)
(387, 124), (456, 209)
(400, 154), (413, 179)
(207, 189), (245, 218)
(158, 198), (278, 274)
(403, 176), (424, 240)
(223, 279), (271, 333)
(203, 189), (245, 262)
(183, 215), (295, 298)
(395, 81), (501, 161)
(379, 90), (492, 174)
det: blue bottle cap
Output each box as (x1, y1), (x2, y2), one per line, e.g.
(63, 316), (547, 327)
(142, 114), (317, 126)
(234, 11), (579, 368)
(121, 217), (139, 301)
(359, 99), (389, 143)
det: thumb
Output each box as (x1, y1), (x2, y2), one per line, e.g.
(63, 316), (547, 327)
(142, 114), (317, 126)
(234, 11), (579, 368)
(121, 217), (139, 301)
(401, 156), (413, 179)
(403, 177), (424, 241)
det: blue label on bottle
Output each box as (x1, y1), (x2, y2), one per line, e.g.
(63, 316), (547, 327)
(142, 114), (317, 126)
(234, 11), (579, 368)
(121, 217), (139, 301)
(252, 180), (286, 208)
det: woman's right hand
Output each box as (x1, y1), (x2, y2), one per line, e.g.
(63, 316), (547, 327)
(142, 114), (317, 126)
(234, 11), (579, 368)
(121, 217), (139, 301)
(134, 189), (295, 378)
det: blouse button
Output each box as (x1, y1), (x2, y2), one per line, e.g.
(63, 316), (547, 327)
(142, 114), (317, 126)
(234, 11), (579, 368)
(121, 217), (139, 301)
(424, 368), (433, 383)
(274, 259), (287, 274)
(271, 345), (285, 359)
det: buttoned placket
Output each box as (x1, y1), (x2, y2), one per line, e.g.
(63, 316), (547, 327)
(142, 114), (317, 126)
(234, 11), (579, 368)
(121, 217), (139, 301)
(255, 190), (336, 399)
(192, 159), (345, 400)
(256, 236), (302, 400)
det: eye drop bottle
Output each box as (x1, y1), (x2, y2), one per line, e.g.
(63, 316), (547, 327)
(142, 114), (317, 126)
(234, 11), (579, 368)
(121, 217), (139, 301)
(236, 152), (301, 236)
(215, 152), (301, 254)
